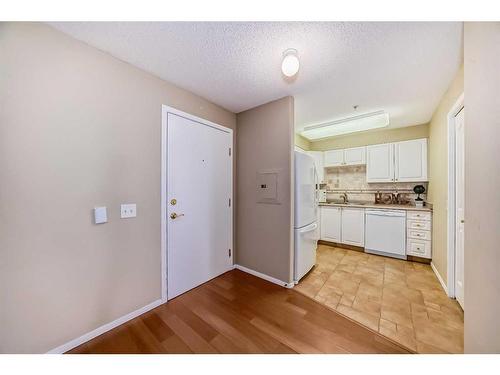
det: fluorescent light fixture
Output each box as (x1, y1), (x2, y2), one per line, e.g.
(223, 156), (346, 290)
(301, 111), (390, 140)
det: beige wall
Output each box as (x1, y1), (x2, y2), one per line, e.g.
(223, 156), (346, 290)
(309, 123), (429, 151)
(294, 133), (311, 151)
(464, 22), (500, 353)
(236, 97), (294, 284)
(0, 22), (236, 353)
(427, 65), (464, 284)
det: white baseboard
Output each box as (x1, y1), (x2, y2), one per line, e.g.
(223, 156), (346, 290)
(234, 264), (294, 288)
(46, 298), (163, 354)
(430, 262), (449, 295)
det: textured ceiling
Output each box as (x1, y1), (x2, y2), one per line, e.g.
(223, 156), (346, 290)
(49, 22), (463, 131)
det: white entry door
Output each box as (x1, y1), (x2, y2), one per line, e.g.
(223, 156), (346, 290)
(166, 111), (233, 299)
(454, 107), (465, 309)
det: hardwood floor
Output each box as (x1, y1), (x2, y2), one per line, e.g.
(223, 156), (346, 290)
(67, 269), (411, 354)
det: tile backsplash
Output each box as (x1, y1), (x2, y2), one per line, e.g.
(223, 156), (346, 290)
(324, 165), (428, 204)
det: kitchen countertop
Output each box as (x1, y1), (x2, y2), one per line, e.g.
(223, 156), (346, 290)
(319, 202), (432, 211)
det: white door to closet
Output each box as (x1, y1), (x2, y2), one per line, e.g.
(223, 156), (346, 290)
(455, 108), (465, 309)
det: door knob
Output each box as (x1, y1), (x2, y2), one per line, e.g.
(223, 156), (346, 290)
(170, 212), (185, 220)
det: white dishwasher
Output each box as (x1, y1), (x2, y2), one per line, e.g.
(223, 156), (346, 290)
(365, 209), (406, 259)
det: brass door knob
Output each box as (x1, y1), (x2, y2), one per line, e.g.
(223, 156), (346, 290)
(170, 212), (185, 220)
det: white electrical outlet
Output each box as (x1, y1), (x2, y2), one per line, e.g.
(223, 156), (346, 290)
(120, 204), (137, 218)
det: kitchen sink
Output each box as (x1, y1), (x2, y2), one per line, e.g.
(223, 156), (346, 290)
(325, 201), (367, 206)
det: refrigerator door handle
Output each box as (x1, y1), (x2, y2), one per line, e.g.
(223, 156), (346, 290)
(314, 166), (319, 205)
(299, 222), (318, 234)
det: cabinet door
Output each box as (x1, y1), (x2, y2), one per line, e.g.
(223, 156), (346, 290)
(394, 138), (428, 182)
(320, 207), (341, 242)
(366, 143), (394, 182)
(341, 208), (365, 247)
(344, 146), (366, 165)
(324, 149), (344, 167)
(307, 151), (325, 183)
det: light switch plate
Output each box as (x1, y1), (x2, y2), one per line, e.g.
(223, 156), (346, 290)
(121, 204), (137, 218)
(94, 206), (107, 224)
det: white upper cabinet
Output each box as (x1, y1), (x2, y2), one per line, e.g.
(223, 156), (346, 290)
(394, 138), (428, 182)
(324, 149), (344, 167)
(324, 147), (366, 167)
(307, 151), (325, 183)
(366, 143), (395, 182)
(366, 139), (428, 183)
(344, 146), (366, 165)
(320, 206), (341, 242)
(341, 208), (365, 247)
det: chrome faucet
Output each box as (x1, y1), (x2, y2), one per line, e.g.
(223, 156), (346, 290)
(340, 192), (349, 204)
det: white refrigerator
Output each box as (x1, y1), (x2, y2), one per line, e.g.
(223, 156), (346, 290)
(294, 151), (319, 283)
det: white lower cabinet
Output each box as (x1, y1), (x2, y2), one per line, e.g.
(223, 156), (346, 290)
(407, 239), (431, 257)
(341, 208), (365, 247)
(320, 206), (341, 242)
(320, 206), (432, 259)
(406, 210), (432, 258)
(320, 206), (365, 247)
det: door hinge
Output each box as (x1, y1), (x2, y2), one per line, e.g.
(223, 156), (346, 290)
(228, 249), (232, 257)
(229, 198), (231, 207)
(229, 147), (231, 156)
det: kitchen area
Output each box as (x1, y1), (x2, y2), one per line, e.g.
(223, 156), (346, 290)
(294, 137), (464, 353)
(315, 138), (432, 260)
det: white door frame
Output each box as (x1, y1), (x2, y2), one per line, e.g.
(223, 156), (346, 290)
(161, 105), (234, 302)
(446, 93), (464, 299)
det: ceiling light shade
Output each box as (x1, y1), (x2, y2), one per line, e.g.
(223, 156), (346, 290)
(301, 111), (390, 140)
(281, 48), (300, 77)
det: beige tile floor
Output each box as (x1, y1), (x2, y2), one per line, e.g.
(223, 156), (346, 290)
(294, 244), (464, 353)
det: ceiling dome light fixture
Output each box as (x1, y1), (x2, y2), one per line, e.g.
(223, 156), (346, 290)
(281, 48), (300, 77)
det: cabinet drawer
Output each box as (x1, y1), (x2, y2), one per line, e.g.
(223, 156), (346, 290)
(407, 239), (431, 258)
(407, 219), (431, 231)
(407, 229), (431, 241)
(407, 211), (431, 221)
